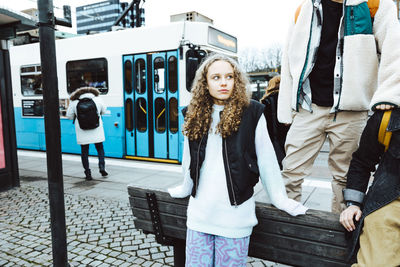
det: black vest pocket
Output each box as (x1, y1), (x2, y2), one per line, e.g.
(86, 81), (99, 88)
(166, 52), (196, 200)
(244, 152), (259, 176)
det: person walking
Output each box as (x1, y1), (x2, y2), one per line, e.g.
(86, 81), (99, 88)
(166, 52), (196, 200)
(168, 53), (307, 266)
(340, 108), (400, 266)
(67, 86), (108, 180)
(278, 0), (400, 213)
(260, 75), (289, 170)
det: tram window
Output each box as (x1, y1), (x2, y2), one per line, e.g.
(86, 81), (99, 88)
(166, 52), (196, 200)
(135, 59), (146, 94)
(20, 64), (42, 96)
(154, 57), (165, 94)
(125, 98), (133, 131)
(124, 60), (133, 94)
(169, 98), (178, 134)
(136, 98), (147, 132)
(154, 98), (166, 133)
(66, 58), (108, 94)
(168, 56), (178, 93)
(186, 49), (206, 92)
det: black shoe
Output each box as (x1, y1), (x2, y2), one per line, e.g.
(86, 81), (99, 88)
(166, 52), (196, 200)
(85, 170), (92, 181)
(100, 170), (108, 177)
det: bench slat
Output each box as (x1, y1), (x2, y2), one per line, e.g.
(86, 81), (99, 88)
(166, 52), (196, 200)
(249, 243), (348, 267)
(254, 218), (346, 246)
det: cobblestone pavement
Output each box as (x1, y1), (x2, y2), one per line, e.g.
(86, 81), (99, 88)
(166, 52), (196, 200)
(0, 176), (285, 267)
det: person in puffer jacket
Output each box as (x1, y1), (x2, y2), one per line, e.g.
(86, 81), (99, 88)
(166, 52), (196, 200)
(66, 87), (108, 180)
(278, 0), (400, 213)
(260, 75), (290, 170)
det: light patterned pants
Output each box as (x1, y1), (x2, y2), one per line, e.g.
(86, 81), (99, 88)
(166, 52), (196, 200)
(282, 104), (367, 213)
(352, 198), (400, 267)
(185, 229), (250, 267)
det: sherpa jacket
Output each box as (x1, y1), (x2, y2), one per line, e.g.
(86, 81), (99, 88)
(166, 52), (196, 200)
(66, 87), (107, 145)
(278, 0), (400, 124)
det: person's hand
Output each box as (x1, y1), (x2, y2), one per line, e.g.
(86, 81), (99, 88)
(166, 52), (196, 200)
(375, 104), (395, 110)
(340, 205), (362, 232)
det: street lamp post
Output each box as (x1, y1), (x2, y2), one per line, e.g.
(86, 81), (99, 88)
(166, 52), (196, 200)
(37, 0), (68, 266)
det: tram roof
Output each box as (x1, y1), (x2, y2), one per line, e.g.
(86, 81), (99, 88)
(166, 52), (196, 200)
(10, 21), (237, 58)
(0, 6), (37, 40)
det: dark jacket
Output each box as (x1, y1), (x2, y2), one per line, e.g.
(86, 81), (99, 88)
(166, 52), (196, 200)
(261, 92), (290, 169)
(343, 108), (400, 260)
(185, 100), (265, 206)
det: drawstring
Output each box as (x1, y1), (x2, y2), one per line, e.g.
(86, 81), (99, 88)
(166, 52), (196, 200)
(314, 0), (322, 26)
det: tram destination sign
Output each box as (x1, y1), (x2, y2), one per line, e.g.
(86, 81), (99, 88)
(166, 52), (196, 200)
(208, 26), (237, 53)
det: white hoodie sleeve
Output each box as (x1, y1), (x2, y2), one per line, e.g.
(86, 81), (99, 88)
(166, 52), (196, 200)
(278, 21), (296, 124)
(168, 136), (193, 198)
(255, 115), (308, 216)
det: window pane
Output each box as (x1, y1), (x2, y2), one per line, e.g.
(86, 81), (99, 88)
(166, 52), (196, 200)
(135, 59), (146, 94)
(124, 60), (133, 94)
(168, 56), (178, 93)
(66, 58), (108, 94)
(125, 98), (133, 131)
(169, 98), (178, 133)
(21, 74), (42, 96)
(154, 98), (165, 133)
(154, 57), (165, 94)
(21, 66), (35, 73)
(136, 98), (147, 132)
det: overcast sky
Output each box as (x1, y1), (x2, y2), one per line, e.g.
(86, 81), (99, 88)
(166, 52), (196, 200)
(3, 0), (301, 50)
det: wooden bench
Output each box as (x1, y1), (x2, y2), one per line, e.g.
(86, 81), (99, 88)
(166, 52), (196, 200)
(127, 185), (350, 267)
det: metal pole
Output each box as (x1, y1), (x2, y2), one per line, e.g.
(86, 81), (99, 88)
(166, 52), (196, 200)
(37, 0), (68, 266)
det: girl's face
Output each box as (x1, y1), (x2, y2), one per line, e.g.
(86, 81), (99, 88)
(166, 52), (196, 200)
(206, 60), (234, 105)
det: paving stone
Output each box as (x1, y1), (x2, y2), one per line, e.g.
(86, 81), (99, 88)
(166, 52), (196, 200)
(0, 177), (282, 267)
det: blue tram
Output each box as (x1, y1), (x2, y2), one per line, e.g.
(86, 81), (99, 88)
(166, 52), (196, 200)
(9, 19), (237, 163)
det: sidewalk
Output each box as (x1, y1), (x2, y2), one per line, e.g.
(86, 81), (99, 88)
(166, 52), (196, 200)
(0, 149), (333, 266)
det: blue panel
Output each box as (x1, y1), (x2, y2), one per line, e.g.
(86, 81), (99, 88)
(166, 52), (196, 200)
(178, 106), (185, 162)
(16, 106), (125, 158)
(152, 52), (168, 159)
(60, 106), (124, 158)
(166, 51), (179, 160)
(134, 54), (149, 157)
(123, 55), (135, 156)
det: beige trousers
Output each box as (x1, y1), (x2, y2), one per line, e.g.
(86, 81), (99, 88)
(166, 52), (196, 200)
(282, 104), (367, 213)
(352, 198), (400, 267)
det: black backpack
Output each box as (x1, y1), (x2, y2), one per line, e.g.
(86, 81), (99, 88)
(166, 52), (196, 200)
(76, 98), (100, 130)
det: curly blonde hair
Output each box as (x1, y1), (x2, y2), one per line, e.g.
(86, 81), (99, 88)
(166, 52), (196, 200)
(183, 53), (251, 140)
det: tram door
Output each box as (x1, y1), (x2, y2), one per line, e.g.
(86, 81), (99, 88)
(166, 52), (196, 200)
(123, 51), (179, 162)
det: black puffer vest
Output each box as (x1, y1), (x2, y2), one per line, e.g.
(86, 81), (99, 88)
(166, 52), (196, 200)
(184, 100), (265, 206)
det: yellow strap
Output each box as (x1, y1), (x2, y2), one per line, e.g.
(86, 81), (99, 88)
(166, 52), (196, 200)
(378, 110), (392, 152)
(368, 0), (380, 18)
(294, 1), (306, 24)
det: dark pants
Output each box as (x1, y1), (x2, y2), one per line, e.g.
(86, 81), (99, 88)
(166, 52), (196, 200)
(81, 142), (105, 173)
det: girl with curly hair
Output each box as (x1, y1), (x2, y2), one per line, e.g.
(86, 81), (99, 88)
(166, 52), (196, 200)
(168, 53), (307, 266)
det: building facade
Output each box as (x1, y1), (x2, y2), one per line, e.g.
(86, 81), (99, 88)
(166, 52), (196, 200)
(76, 0), (131, 34)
